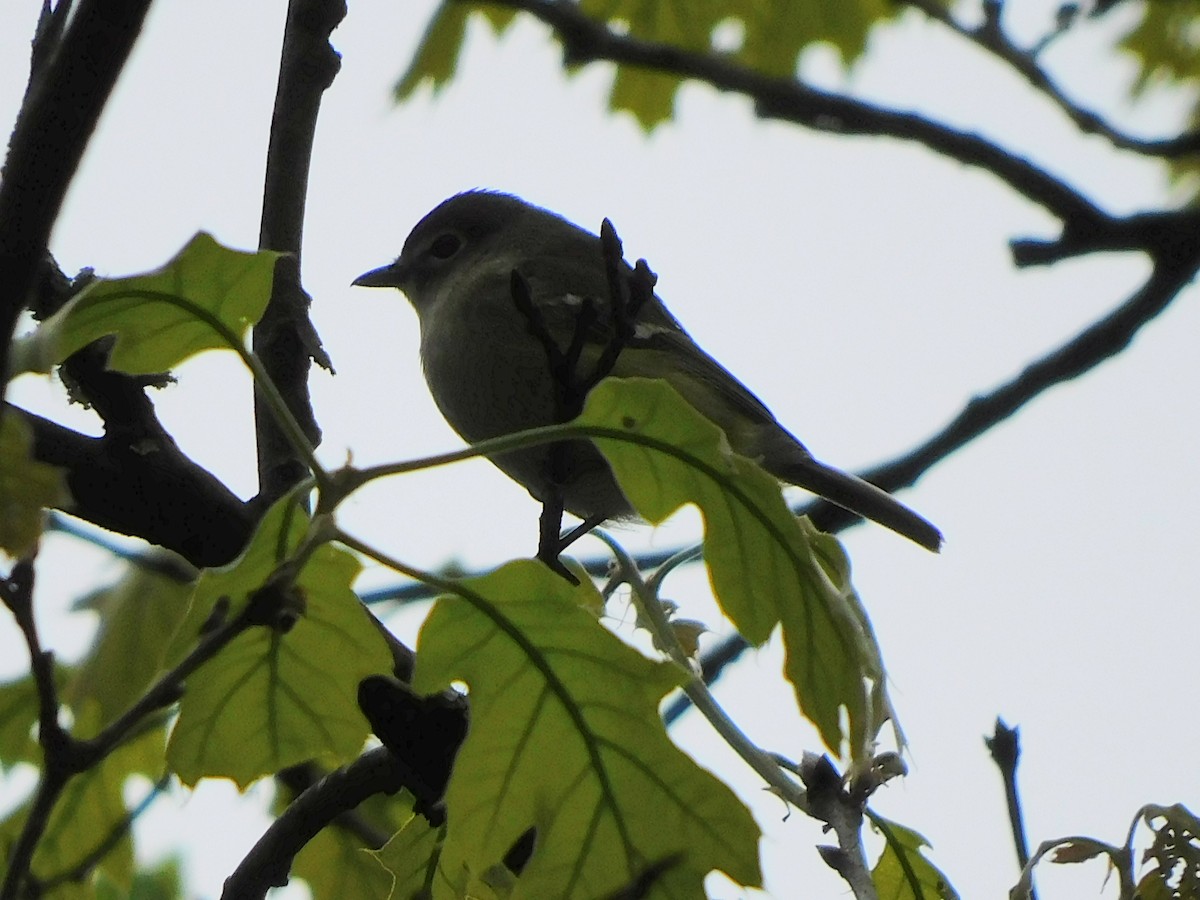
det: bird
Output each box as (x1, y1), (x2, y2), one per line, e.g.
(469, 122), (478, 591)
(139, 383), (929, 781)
(353, 191), (941, 552)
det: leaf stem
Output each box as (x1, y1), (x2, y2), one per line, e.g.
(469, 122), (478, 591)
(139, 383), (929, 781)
(593, 531), (809, 811)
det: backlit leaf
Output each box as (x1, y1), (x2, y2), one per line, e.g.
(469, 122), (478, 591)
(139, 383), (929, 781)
(165, 494), (392, 787)
(413, 559), (762, 899)
(579, 377), (891, 759)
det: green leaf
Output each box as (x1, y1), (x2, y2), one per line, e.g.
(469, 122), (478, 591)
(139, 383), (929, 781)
(165, 494), (393, 787)
(293, 789), (414, 899)
(1121, 2), (1200, 92)
(96, 856), (183, 900)
(65, 556), (194, 728)
(294, 818), (397, 900)
(0, 414), (70, 558)
(19, 232), (278, 376)
(588, 0), (729, 128)
(412, 560), (762, 899)
(395, 1), (517, 99)
(1116, 2), (1200, 196)
(870, 815), (959, 900)
(578, 377), (891, 759)
(1135, 873), (1175, 900)
(400, 0), (912, 129)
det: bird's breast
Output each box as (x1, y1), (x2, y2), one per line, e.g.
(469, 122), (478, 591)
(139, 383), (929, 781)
(418, 299), (559, 443)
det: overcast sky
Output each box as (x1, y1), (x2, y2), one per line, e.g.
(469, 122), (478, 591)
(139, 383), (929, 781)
(2, 1), (1198, 897)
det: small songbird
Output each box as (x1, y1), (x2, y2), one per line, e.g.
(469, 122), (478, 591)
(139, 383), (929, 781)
(354, 191), (941, 551)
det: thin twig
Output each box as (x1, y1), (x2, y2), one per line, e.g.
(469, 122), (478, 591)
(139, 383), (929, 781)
(987, 719), (1037, 899)
(597, 533), (808, 811)
(39, 774), (172, 892)
(509, 268), (580, 573)
(901, 0), (1200, 159)
(0, 558), (68, 900)
(582, 222), (656, 397)
(801, 755), (878, 900)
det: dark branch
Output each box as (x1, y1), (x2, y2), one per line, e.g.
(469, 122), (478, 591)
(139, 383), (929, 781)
(509, 218), (656, 574)
(850, 251), (1199, 502)
(583, 221), (655, 396)
(510, 268), (586, 577)
(0, 0), (154, 394)
(1008, 208), (1200, 267)
(276, 763), (394, 849)
(10, 405), (254, 568)
(902, 0), (1200, 160)
(252, 0), (344, 504)
(663, 240), (1200, 722)
(987, 719), (1037, 896)
(221, 746), (410, 900)
(0, 558), (70, 900)
(473, 0), (1103, 228)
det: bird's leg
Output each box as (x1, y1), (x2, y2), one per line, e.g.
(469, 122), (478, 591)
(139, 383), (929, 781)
(536, 444), (578, 583)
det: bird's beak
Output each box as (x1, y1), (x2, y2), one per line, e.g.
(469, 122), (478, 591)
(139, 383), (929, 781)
(352, 261), (406, 289)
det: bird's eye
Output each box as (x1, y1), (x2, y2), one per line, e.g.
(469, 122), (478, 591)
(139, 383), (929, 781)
(429, 233), (462, 260)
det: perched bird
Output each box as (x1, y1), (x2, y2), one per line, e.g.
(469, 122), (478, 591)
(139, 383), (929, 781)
(354, 191), (941, 551)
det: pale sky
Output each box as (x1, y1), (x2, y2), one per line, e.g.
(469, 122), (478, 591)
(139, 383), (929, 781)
(2, 1), (1198, 898)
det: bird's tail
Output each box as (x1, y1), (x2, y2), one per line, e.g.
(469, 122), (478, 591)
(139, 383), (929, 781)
(774, 454), (942, 552)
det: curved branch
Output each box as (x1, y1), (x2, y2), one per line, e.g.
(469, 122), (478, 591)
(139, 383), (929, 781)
(473, 0), (1104, 227)
(10, 404), (254, 568)
(902, 0), (1200, 160)
(221, 746), (408, 900)
(854, 250), (1199, 498)
(670, 243), (1200, 718)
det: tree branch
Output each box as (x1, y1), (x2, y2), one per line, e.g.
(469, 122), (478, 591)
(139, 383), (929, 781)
(509, 217), (657, 572)
(987, 718), (1036, 897)
(221, 746), (409, 900)
(9, 404), (254, 568)
(851, 248), (1200, 500)
(0, 558), (69, 900)
(252, 0), (344, 504)
(802, 754), (877, 900)
(0, 0), (154, 395)
(276, 763), (394, 849)
(902, 0), (1200, 160)
(472, 0), (1104, 229)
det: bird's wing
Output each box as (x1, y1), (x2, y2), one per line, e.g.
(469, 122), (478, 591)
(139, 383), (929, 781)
(521, 264), (782, 441)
